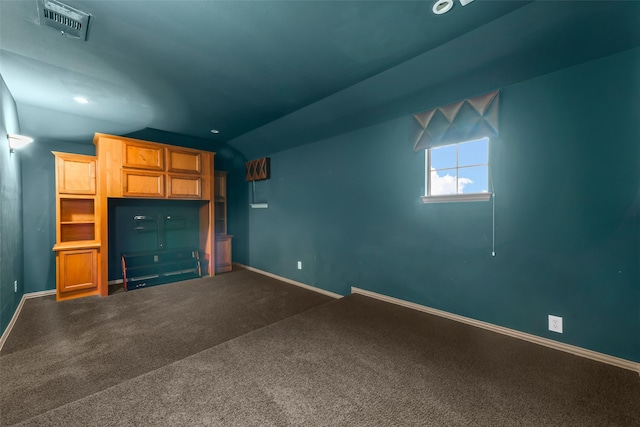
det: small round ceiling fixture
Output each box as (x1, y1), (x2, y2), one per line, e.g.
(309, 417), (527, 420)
(210, 129), (220, 134)
(433, 0), (454, 15)
(73, 96), (89, 104)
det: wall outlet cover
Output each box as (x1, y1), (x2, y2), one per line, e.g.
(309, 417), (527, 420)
(548, 315), (563, 333)
(297, 261), (302, 270)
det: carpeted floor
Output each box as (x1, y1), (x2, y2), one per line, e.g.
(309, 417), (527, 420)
(2, 269), (640, 426)
(0, 269), (333, 426)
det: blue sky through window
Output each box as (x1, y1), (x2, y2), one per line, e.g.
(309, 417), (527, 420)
(428, 137), (489, 195)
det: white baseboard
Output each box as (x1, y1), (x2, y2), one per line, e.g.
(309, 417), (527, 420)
(0, 289), (56, 352)
(233, 263), (342, 299)
(351, 287), (640, 375)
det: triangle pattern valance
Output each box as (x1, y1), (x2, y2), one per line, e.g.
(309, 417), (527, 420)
(413, 90), (500, 151)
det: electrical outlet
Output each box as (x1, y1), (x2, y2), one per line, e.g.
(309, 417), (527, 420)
(548, 315), (563, 333)
(297, 261), (302, 270)
(14, 280), (18, 293)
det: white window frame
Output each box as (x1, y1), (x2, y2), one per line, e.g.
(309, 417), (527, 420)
(422, 137), (492, 204)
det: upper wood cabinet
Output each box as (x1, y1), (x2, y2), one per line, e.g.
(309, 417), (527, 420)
(167, 149), (201, 174)
(55, 153), (96, 195)
(123, 170), (165, 198)
(122, 140), (164, 170)
(93, 133), (217, 293)
(101, 138), (210, 200)
(168, 175), (201, 199)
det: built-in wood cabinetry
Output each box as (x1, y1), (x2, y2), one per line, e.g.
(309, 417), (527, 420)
(53, 134), (229, 300)
(53, 152), (100, 301)
(118, 139), (204, 199)
(57, 249), (99, 293)
(214, 171), (232, 273)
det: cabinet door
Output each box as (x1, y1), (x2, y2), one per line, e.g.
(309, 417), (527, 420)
(167, 149), (201, 174)
(56, 155), (96, 195)
(215, 236), (232, 273)
(123, 171), (165, 197)
(167, 175), (201, 199)
(58, 249), (98, 293)
(122, 141), (164, 170)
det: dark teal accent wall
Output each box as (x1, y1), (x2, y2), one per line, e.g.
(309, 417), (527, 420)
(20, 129), (248, 294)
(21, 140), (95, 294)
(246, 48), (640, 362)
(0, 76), (24, 336)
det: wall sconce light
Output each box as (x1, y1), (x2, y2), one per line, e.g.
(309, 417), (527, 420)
(7, 134), (34, 153)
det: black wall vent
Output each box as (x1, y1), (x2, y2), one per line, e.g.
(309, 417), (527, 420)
(38, 0), (90, 40)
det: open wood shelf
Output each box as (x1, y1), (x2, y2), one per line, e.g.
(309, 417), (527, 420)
(54, 152), (100, 301)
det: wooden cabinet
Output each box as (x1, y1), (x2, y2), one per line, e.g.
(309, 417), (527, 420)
(122, 170), (165, 197)
(53, 152), (100, 301)
(92, 133), (217, 295)
(167, 174), (201, 198)
(56, 153), (96, 194)
(57, 249), (99, 293)
(167, 149), (201, 174)
(214, 171), (232, 273)
(53, 136), (219, 301)
(122, 140), (164, 170)
(97, 136), (214, 204)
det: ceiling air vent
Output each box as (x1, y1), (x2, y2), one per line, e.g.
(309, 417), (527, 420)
(38, 0), (91, 40)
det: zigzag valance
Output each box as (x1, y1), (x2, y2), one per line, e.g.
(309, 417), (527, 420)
(413, 90), (500, 151)
(246, 157), (270, 182)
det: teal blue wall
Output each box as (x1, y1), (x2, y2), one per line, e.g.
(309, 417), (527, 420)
(0, 76), (24, 336)
(20, 140), (95, 294)
(244, 48), (640, 362)
(20, 130), (247, 294)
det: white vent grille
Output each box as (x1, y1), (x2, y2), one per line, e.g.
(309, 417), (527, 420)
(38, 0), (90, 40)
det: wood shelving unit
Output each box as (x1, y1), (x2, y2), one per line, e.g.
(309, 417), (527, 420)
(53, 135), (227, 300)
(52, 152), (100, 301)
(214, 171), (232, 273)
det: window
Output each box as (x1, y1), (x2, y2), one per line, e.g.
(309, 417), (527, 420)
(423, 137), (492, 203)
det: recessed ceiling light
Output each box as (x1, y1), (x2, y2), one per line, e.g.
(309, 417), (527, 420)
(210, 129), (220, 134)
(433, 0), (454, 14)
(73, 96), (89, 104)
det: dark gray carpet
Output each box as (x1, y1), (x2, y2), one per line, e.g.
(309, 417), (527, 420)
(7, 290), (640, 426)
(0, 269), (334, 426)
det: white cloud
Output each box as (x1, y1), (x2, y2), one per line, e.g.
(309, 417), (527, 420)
(430, 168), (473, 195)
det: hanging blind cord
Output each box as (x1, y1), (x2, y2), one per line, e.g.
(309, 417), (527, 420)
(489, 164), (496, 257)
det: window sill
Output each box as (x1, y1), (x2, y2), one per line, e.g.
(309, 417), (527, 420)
(421, 192), (492, 204)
